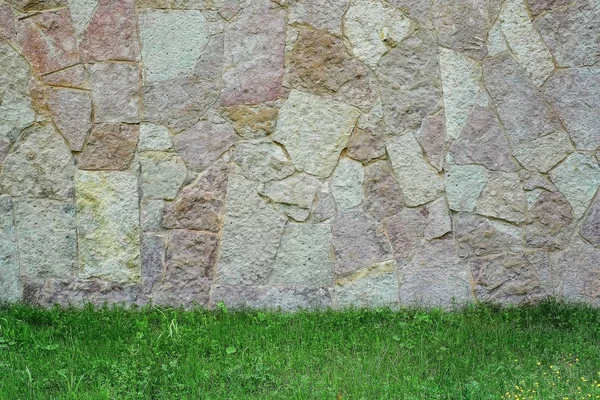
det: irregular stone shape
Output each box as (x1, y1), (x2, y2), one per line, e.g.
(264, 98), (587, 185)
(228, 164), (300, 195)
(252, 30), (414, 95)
(69, 0), (99, 36)
(377, 30), (442, 135)
(165, 229), (217, 277)
(221, 105), (278, 139)
(173, 120), (238, 172)
(0, 6), (15, 41)
(336, 260), (399, 309)
(285, 27), (378, 111)
(288, 0), (348, 35)
(439, 48), (481, 140)
(10, 0), (68, 11)
(477, 172), (527, 223)
(162, 159), (229, 231)
(218, 0), (242, 20)
(151, 274), (211, 308)
(89, 62), (140, 123)
(387, 134), (444, 207)
(211, 286), (333, 311)
(424, 198), (452, 240)
(552, 237), (600, 306)
(312, 182), (337, 223)
(469, 251), (553, 305)
(549, 153), (600, 219)
(331, 158), (364, 211)
(544, 68), (600, 151)
(486, 21), (508, 57)
(42, 64), (89, 89)
(454, 213), (523, 258)
(413, 113), (445, 172)
(139, 152), (187, 200)
(79, 0), (140, 62)
(141, 233), (163, 292)
(231, 141), (295, 183)
(16, 10), (79, 75)
(23, 278), (144, 308)
(519, 170), (557, 192)
(400, 239), (472, 308)
(445, 164), (488, 212)
(431, 0), (502, 59)
(526, 0), (571, 16)
(332, 209), (394, 276)
(0, 196), (21, 303)
(268, 222), (333, 287)
(513, 131), (572, 173)
(525, 191), (574, 250)
(450, 107), (515, 172)
(482, 54), (560, 147)
(347, 125), (386, 163)
(387, 0), (431, 24)
(272, 90), (360, 178)
(138, 123), (173, 152)
(581, 195), (600, 246)
(140, 198), (164, 232)
(343, 0), (411, 68)
(15, 198), (76, 278)
(498, 0), (554, 86)
(535, 0), (599, 68)
(0, 43), (35, 145)
(47, 88), (92, 151)
(259, 173), (319, 212)
(75, 171), (141, 283)
(216, 173), (287, 285)
(0, 124), (74, 200)
(220, 0), (285, 106)
(138, 10), (209, 82)
(363, 160), (405, 221)
(384, 207), (427, 266)
(78, 123), (139, 170)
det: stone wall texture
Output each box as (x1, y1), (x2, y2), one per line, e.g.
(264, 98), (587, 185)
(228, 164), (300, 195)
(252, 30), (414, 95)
(0, 0), (599, 309)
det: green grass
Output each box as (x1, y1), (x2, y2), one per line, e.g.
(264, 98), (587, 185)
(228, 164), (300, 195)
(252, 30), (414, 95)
(0, 301), (599, 399)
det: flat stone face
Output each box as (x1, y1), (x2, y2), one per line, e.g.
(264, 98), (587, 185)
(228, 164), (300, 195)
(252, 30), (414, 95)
(89, 62), (141, 123)
(78, 123), (139, 170)
(347, 125), (386, 163)
(454, 213), (523, 258)
(78, 0), (140, 62)
(482, 54), (560, 147)
(486, 21), (508, 56)
(343, 0), (411, 69)
(16, 10), (79, 75)
(220, 0), (285, 106)
(140, 198), (164, 232)
(388, 0), (431, 24)
(498, 0), (554, 86)
(272, 90), (360, 178)
(288, 0), (348, 35)
(526, 0), (571, 16)
(268, 222), (333, 287)
(0, 124), (74, 201)
(581, 195), (600, 246)
(400, 239), (472, 309)
(69, 0), (99, 36)
(0, 196), (21, 303)
(173, 120), (238, 172)
(15, 198), (76, 278)
(431, 0), (502, 59)
(258, 173), (319, 221)
(221, 105), (278, 139)
(165, 229), (217, 277)
(138, 123), (173, 152)
(549, 153), (600, 219)
(387, 134), (444, 207)
(139, 152), (187, 200)
(384, 207), (426, 266)
(450, 107), (515, 172)
(47, 88), (92, 152)
(0, 6), (15, 41)
(42, 64), (89, 89)
(332, 209), (394, 276)
(525, 190), (574, 250)
(414, 113), (446, 172)
(75, 171), (141, 283)
(544, 68), (600, 151)
(513, 131), (572, 173)
(138, 10), (209, 82)
(211, 286), (333, 311)
(439, 48), (481, 140)
(216, 173), (287, 286)
(331, 158), (364, 211)
(424, 198), (452, 241)
(377, 30), (442, 135)
(312, 182), (337, 223)
(285, 27), (377, 111)
(445, 162), (488, 213)
(141, 233), (163, 291)
(477, 172), (527, 223)
(162, 159), (229, 231)
(335, 260), (399, 309)
(231, 141), (295, 183)
(535, 1), (599, 68)
(363, 161), (405, 221)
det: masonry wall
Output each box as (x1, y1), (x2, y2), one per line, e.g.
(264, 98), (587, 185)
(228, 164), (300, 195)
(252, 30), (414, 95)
(0, 0), (599, 309)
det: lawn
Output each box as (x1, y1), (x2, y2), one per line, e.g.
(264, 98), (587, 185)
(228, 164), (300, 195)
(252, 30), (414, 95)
(0, 301), (599, 399)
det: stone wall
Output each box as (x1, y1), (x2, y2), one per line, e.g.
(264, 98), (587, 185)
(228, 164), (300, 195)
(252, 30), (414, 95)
(0, 0), (599, 309)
